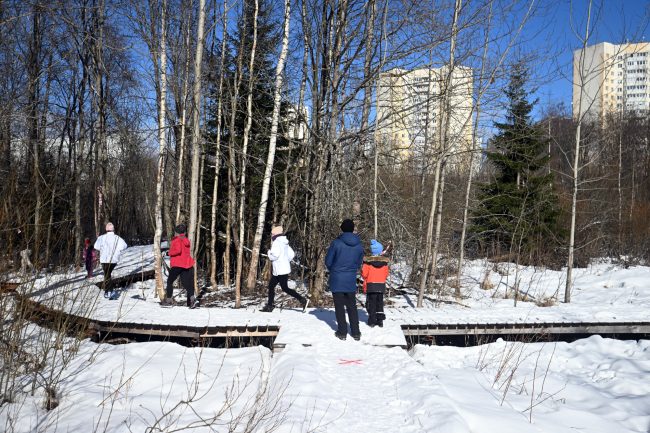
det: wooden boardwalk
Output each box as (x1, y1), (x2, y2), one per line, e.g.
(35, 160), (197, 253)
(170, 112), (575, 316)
(14, 266), (650, 349)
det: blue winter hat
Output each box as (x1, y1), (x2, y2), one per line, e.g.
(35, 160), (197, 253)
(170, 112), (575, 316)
(370, 239), (383, 256)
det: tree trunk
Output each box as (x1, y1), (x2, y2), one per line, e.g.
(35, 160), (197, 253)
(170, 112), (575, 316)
(28, 3), (42, 264)
(224, 1), (248, 289)
(236, 0), (258, 303)
(566, 0), (592, 303)
(175, 15), (192, 224)
(188, 0), (206, 258)
(94, 0), (107, 232)
(153, 0), (168, 300)
(209, 0), (228, 290)
(245, 0), (291, 292)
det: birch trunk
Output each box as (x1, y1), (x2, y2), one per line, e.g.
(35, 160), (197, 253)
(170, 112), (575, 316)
(28, 3), (42, 263)
(209, 0), (228, 290)
(188, 0), (206, 258)
(94, 0), (107, 230)
(429, 0), (460, 295)
(245, 0), (291, 292)
(225, 2), (248, 288)
(417, 0), (461, 306)
(175, 17), (192, 224)
(417, 160), (440, 307)
(235, 0), (258, 305)
(153, 0), (168, 300)
(74, 19), (89, 270)
(566, 0), (593, 303)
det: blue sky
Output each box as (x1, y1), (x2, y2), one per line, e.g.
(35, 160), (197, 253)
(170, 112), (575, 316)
(527, 0), (650, 117)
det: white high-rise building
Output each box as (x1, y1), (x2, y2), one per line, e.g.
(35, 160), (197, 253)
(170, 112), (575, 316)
(573, 42), (650, 121)
(375, 66), (474, 169)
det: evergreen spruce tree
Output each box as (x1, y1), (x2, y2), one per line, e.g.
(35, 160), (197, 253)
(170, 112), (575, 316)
(472, 61), (561, 262)
(203, 0), (290, 260)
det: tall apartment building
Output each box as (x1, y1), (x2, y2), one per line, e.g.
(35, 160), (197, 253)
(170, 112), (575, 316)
(573, 42), (650, 121)
(375, 66), (474, 169)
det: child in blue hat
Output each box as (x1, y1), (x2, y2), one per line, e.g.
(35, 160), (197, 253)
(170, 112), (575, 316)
(361, 239), (389, 327)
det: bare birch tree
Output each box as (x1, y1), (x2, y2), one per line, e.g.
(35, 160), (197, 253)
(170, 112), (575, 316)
(188, 0), (206, 258)
(209, 0), (229, 290)
(234, 0), (259, 306)
(153, 0), (168, 300)
(417, 0), (462, 307)
(244, 0), (291, 292)
(565, 0), (593, 303)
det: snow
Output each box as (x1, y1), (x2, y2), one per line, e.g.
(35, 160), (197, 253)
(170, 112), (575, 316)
(21, 246), (650, 328)
(3, 246), (650, 432)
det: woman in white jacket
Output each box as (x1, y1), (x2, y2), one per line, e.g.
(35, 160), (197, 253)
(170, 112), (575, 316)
(261, 225), (308, 312)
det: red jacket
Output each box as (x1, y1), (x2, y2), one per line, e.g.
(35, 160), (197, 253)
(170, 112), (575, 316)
(169, 234), (195, 269)
(361, 256), (389, 293)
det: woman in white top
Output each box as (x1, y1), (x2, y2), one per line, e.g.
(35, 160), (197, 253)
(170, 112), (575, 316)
(261, 225), (308, 312)
(93, 222), (127, 296)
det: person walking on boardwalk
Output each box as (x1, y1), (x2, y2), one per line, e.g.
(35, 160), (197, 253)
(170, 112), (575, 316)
(82, 238), (97, 279)
(161, 224), (198, 308)
(362, 239), (389, 327)
(94, 222), (127, 298)
(325, 218), (364, 340)
(261, 225), (308, 312)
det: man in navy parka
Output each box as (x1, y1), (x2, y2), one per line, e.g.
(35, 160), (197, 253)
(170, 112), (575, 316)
(325, 218), (364, 340)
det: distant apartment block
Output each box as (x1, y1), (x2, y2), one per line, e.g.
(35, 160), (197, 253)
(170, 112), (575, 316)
(573, 42), (650, 121)
(376, 66), (474, 169)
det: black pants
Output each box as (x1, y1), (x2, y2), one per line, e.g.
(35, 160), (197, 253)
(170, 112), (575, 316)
(366, 292), (385, 326)
(101, 263), (117, 292)
(333, 292), (360, 336)
(166, 266), (195, 305)
(268, 274), (304, 306)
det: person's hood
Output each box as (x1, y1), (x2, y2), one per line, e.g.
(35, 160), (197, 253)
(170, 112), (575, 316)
(273, 235), (289, 245)
(364, 255), (389, 268)
(174, 235), (191, 247)
(338, 232), (361, 247)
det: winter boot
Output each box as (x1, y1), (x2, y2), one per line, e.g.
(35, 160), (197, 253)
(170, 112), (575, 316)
(261, 304), (274, 312)
(301, 298), (310, 313)
(334, 332), (347, 340)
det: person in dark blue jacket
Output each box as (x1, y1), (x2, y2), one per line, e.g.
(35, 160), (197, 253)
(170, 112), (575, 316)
(325, 218), (364, 340)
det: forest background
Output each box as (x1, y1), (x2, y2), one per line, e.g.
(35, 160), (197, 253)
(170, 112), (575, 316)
(1, 0), (649, 306)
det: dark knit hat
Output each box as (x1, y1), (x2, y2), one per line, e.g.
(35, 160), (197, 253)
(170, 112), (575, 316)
(340, 219), (355, 233)
(174, 224), (187, 234)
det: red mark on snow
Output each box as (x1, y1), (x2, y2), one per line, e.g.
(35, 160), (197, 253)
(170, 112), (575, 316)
(338, 359), (363, 365)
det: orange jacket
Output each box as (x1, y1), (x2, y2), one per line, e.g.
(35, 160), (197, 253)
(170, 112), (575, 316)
(361, 256), (389, 293)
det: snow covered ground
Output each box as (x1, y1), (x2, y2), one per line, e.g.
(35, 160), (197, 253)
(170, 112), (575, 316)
(2, 331), (649, 432)
(2, 245), (650, 432)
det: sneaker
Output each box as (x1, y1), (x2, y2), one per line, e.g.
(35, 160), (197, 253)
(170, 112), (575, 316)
(334, 332), (347, 340)
(188, 296), (199, 309)
(160, 298), (174, 307)
(352, 334), (361, 341)
(301, 298), (310, 313)
(108, 290), (120, 300)
(261, 304), (274, 312)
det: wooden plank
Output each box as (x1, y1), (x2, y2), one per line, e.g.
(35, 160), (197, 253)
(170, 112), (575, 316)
(201, 330), (279, 338)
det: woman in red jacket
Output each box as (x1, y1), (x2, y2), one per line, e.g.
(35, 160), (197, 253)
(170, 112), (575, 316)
(162, 224), (198, 308)
(361, 239), (389, 327)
